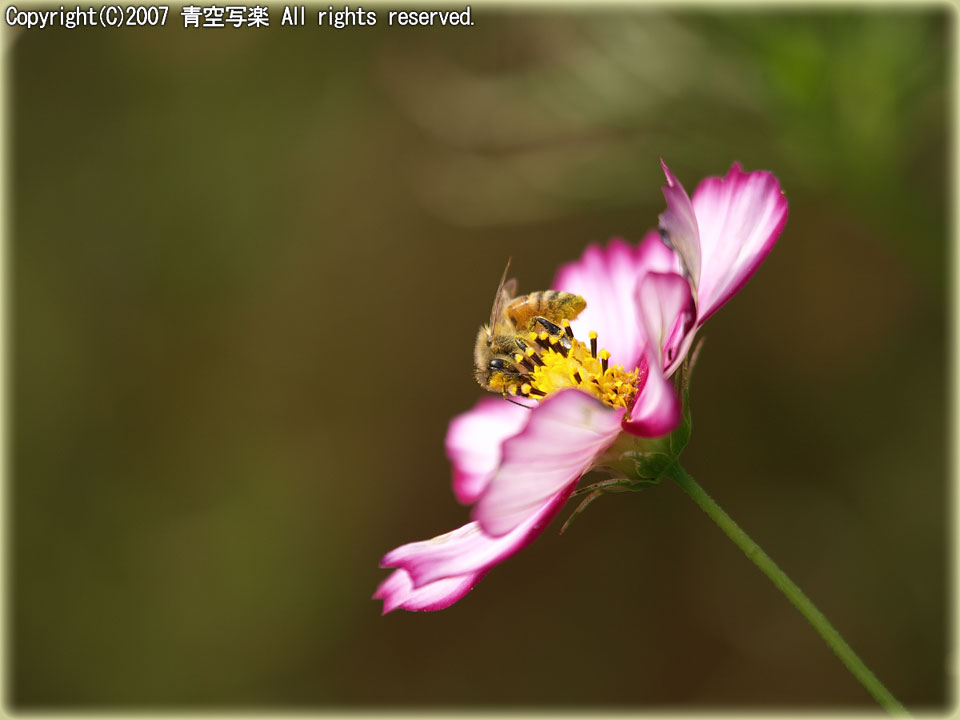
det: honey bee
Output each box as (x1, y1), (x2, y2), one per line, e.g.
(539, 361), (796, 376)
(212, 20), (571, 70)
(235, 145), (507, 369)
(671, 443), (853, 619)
(474, 260), (587, 396)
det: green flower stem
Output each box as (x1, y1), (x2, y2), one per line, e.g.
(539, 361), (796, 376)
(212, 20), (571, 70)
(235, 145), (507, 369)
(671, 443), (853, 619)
(669, 461), (908, 715)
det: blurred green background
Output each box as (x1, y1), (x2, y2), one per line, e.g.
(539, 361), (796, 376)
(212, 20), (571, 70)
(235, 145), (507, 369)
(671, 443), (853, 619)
(9, 6), (950, 711)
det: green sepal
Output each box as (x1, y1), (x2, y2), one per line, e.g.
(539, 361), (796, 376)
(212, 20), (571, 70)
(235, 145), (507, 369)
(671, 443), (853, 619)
(561, 475), (660, 534)
(622, 449), (674, 480)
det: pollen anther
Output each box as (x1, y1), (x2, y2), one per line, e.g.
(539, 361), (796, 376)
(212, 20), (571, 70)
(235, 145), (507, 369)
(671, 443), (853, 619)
(599, 349), (611, 374)
(518, 329), (637, 410)
(525, 347), (546, 367)
(548, 335), (569, 358)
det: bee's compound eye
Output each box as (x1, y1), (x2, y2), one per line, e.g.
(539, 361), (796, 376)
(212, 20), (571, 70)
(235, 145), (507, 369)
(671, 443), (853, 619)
(488, 358), (505, 370)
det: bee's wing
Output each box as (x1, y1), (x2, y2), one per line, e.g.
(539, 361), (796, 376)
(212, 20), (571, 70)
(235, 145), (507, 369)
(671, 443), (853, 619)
(488, 259), (516, 333)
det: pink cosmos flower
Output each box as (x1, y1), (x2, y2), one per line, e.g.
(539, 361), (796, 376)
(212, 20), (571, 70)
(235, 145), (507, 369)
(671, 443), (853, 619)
(374, 160), (788, 613)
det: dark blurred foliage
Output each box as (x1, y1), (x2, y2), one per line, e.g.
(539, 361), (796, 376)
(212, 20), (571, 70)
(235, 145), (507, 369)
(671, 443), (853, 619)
(8, 6), (951, 711)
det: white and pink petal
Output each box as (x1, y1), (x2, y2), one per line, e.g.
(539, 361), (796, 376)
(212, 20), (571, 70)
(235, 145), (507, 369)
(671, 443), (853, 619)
(622, 354), (682, 438)
(636, 270), (697, 377)
(380, 484), (574, 590)
(620, 272), (694, 437)
(446, 397), (530, 505)
(473, 389), (624, 537)
(373, 568), (483, 614)
(658, 159), (702, 292)
(690, 162), (788, 324)
(552, 236), (679, 371)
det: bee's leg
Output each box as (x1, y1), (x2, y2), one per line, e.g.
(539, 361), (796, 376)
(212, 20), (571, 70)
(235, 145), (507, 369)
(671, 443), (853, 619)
(489, 357), (536, 407)
(495, 371), (536, 409)
(532, 316), (563, 335)
(488, 358), (527, 378)
(510, 338), (546, 370)
(501, 394), (534, 409)
(532, 316), (572, 350)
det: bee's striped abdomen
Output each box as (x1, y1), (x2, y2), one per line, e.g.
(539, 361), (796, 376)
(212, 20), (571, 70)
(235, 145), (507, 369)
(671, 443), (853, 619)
(505, 290), (586, 331)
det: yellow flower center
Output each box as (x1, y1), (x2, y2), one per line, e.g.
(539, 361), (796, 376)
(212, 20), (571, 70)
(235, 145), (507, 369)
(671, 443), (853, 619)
(490, 322), (638, 410)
